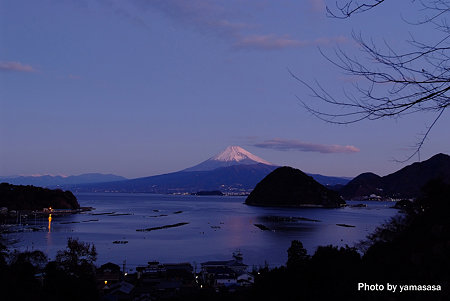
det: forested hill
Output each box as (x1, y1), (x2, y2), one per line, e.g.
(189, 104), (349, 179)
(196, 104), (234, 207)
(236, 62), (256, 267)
(0, 183), (80, 210)
(246, 166), (345, 208)
(340, 153), (450, 199)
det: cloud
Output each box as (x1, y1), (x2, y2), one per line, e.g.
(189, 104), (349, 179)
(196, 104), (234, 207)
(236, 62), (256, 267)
(234, 34), (305, 50)
(234, 35), (347, 50)
(68, 74), (81, 80)
(135, 0), (249, 38)
(308, 0), (325, 12)
(96, 1), (346, 51)
(254, 138), (360, 154)
(0, 61), (36, 72)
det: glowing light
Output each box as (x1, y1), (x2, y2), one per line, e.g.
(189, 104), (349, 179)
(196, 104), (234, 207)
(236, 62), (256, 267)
(104, 280), (108, 285)
(48, 214), (52, 232)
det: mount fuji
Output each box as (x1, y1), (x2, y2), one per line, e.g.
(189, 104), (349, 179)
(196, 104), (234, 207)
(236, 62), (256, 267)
(183, 146), (273, 172)
(72, 146), (351, 194)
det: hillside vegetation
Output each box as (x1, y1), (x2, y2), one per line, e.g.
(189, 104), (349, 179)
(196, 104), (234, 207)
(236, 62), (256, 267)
(0, 183), (79, 210)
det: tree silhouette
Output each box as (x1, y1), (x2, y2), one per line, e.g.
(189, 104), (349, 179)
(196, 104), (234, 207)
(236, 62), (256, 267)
(292, 0), (449, 161)
(55, 237), (97, 270)
(286, 240), (309, 269)
(46, 238), (98, 301)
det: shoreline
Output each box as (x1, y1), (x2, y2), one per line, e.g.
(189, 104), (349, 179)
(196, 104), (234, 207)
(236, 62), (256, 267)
(0, 206), (94, 228)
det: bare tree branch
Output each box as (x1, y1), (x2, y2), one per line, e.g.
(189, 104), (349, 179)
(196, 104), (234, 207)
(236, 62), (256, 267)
(293, 0), (449, 161)
(327, 0), (386, 18)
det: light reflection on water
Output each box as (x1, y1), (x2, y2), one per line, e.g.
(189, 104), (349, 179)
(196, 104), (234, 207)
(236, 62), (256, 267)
(11, 193), (399, 268)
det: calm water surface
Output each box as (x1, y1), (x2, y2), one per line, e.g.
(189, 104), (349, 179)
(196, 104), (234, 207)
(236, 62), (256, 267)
(11, 193), (399, 270)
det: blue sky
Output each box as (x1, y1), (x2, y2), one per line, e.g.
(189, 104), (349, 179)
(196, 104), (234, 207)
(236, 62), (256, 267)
(1, 0), (449, 178)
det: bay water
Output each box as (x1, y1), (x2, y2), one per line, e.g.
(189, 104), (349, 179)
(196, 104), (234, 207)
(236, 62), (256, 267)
(10, 193), (399, 271)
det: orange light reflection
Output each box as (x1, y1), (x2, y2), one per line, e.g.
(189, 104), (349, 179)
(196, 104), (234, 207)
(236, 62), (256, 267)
(48, 214), (52, 232)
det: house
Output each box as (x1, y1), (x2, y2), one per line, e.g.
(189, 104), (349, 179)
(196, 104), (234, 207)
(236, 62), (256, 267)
(209, 266), (238, 287)
(136, 262), (193, 282)
(102, 281), (134, 301)
(136, 261), (164, 279)
(134, 262), (194, 300)
(163, 263), (194, 283)
(97, 262), (121, 290)
(237, 272), (255, 286)
(200, 252), (249, 288)
(201, 260), (247, 274)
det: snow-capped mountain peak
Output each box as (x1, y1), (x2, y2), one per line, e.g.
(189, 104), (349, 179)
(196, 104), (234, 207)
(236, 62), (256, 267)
(212, 146), (271, 164)
(182, 146), (273, 172)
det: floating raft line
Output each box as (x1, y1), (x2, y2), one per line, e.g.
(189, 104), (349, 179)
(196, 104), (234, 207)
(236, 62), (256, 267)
(336, 223), (356, 228)
(254, 224), (271, 231)
(136, 222), (189, 232)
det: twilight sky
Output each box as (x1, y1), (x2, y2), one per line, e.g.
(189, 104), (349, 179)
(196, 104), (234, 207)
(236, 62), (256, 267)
(1, 0), (449, 178)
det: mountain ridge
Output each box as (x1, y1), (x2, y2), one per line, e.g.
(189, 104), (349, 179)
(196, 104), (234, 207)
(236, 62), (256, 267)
(72, 146), (351, 193)
(73, 163), (278, 194)
(341, 153), (450, 199)
(0, 173), (128, 188)
(2, 146), (351, 194)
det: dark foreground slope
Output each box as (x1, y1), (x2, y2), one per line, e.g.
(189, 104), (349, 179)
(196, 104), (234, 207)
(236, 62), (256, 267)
(245, 179), (450, 301)
(0, 183), (79, 210)
(246, 166), (345, 208)
(180, 179), (448, 301)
